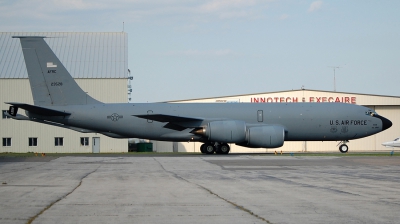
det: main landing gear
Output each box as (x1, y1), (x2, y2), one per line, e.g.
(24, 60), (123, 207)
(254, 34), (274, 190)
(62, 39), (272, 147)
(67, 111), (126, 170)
(200, 142), (230, 154)
(338, 140), (349, 153)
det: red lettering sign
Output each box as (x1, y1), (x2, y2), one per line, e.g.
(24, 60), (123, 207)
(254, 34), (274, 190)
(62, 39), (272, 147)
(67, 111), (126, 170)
(250, 96), (356, 104)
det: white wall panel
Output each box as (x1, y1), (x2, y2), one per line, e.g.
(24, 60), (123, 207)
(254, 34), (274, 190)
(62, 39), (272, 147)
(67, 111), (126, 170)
(0, 79), (127, 153)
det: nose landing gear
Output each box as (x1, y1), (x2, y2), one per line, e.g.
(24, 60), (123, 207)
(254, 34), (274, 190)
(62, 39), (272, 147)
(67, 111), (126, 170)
(338, 140), (349, 153)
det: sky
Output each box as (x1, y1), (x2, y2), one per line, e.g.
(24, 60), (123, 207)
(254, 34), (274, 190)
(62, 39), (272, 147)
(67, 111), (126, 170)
(1, 0), (399, 102)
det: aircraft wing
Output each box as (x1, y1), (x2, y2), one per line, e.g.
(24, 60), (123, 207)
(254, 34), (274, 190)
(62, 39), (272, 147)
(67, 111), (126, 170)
(134, 114), (203, 131)
(134, 114), (202, 122)
(6, 102), (71, 116)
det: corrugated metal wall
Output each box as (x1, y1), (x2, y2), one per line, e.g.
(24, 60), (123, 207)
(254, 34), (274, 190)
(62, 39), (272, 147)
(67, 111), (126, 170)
(0, 32), (128, 79)
(0, 32), (128, 153)
(174, 89), (400, 106)
(1, 79), (127, 153)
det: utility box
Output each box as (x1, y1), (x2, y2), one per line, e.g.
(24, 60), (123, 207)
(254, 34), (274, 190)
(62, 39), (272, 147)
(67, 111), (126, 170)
(137, 143), (153, 152)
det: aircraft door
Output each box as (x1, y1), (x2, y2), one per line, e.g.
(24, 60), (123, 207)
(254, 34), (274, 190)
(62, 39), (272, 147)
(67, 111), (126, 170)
(147, 110), (153, 123)
(92, 137), (100, 153)
(257, 110), (263, 122)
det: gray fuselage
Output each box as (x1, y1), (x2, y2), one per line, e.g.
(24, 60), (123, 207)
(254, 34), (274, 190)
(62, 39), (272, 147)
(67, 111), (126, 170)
(39, 102), (385, 142)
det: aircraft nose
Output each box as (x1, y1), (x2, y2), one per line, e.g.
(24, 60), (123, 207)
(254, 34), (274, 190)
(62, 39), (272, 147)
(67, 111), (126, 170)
(376, 115), (392, 131)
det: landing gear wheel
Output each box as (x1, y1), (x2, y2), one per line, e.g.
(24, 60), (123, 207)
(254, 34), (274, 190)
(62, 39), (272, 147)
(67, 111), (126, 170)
(219, 143), (230, 154)
(204, 143), (215, 154)
(339, 144), (349, 153)
(200, 144), (206, 154)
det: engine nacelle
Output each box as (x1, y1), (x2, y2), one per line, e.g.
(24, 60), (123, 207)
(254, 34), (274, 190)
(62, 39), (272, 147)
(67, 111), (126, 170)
(200, 120), (247, 143)
(246, 125), (285, 148)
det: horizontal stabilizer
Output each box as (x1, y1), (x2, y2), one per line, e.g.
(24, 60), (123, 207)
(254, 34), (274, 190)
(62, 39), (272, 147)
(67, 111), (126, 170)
(3, 111), (29, 120)
(6, 102), (70, 116)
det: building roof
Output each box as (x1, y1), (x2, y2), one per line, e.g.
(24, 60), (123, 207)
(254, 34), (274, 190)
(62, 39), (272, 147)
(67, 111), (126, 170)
(170, 89), (400, 102)
(0, 32), (128, 79)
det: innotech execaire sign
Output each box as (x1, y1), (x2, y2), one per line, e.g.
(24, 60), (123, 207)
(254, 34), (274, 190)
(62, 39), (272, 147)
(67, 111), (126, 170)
(250, 96), (357, 104)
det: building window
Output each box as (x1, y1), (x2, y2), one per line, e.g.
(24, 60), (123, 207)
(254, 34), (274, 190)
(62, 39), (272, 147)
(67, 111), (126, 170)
(2, 110), (10, 119)
(29, 138), (38, 147)
(55, 137), (63, 146)
(2, 138), (11, 147)
(80, 137), (89, 146)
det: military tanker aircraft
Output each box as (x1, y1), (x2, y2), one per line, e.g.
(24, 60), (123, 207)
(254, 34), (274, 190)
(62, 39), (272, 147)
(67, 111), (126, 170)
(4, 36), (392, 154)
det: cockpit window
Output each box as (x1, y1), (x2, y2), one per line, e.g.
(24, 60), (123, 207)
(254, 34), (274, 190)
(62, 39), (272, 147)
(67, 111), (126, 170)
(395, 138), (399, 141)
(365, 110), (377, 116)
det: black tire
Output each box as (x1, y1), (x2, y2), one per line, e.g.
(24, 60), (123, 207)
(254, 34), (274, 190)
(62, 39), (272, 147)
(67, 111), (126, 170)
(200, 144), (206, 154)
(339, 144), (349, 153)
(219, 143), (230, 154)
(204, 143), (215, 154)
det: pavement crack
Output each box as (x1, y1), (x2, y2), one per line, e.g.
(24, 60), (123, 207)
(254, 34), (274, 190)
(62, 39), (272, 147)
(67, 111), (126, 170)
(26, 165), (100, 224)
(196, 184), (272, 224)
(153, 158), (272, 224)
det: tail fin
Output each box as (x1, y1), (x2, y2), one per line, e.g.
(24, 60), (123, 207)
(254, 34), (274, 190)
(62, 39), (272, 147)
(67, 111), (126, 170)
(14, 36), (101, 106)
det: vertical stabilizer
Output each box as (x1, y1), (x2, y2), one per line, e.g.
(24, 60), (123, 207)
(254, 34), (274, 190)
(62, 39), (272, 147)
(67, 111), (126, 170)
(14, 36), (101, 106)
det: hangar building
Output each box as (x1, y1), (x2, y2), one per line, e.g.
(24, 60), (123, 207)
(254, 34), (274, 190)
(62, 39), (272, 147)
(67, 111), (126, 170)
(152, 89), (400, 153)
(0, 32), (128, 153)
(1, 32), (399, 154)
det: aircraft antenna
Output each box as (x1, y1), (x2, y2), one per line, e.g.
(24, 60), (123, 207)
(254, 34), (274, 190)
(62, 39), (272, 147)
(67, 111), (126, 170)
(328, 66), (340, 92)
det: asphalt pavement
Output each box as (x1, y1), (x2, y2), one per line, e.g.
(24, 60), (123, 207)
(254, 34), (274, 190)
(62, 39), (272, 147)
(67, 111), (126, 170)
(0, 154), (399, 224)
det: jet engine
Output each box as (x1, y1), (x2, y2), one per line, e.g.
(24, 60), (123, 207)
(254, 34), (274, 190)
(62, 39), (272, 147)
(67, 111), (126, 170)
(245, 125), (285, 148)
(194, 120), (247, 143)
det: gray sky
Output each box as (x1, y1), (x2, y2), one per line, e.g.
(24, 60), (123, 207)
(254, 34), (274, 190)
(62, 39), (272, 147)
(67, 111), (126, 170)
(1, 0), (399, 102)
